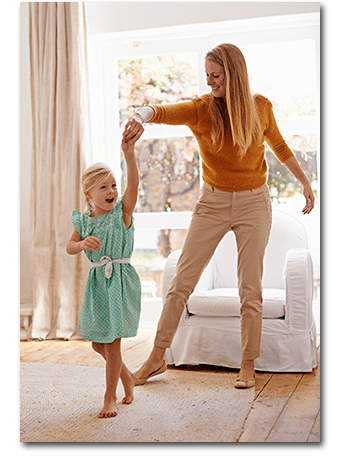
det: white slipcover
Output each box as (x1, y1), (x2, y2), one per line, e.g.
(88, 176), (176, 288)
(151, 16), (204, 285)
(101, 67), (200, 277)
(164, 209), (318, 372)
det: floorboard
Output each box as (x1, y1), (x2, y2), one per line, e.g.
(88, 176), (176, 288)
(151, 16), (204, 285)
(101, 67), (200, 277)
(239, 348), (320, 443)
(265, 350), (320, 442)
(238, 373), (303, 442)
(20, 329), (320, 443)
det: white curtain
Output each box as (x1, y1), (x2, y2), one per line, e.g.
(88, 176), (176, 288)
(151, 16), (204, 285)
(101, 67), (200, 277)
(28, 2), (91, 339)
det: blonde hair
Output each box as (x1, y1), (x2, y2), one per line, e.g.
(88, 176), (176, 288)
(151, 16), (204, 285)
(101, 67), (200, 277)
(205, 43), (261, 156)
(81, 163), (115, 210)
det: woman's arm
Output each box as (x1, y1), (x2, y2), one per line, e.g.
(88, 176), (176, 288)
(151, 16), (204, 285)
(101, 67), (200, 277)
(123, 98), (199, 143)
(121, 138), (139, 229)
(283, 156), (315, 214)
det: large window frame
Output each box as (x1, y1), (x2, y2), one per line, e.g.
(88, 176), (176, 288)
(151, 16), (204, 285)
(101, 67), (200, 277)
(88, 12), (320, 232)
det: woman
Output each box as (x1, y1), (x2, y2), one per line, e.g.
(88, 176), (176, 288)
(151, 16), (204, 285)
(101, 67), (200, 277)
(123, 43), (315, 388)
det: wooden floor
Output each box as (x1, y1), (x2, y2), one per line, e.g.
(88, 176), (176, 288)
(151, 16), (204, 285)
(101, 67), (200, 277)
(20, 328), (320, 443)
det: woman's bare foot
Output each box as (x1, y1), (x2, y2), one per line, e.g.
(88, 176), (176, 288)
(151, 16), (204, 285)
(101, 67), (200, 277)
(98, 396), (119, 418)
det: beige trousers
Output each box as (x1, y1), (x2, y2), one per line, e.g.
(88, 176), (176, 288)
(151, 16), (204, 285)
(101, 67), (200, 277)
(155, 182), (272, 360)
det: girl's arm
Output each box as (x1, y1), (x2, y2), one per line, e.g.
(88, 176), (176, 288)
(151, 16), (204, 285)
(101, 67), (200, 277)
(66, 229), (101, 255)
(283, 156), (315, 214)
(121, 139), (139, 230)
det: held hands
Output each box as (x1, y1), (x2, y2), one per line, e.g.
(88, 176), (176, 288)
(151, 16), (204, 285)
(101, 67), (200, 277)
(121, 124), (139, 157)
(122, 118), (144, 145)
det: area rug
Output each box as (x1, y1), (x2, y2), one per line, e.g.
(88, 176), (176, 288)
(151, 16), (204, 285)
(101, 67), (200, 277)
(20, 362), (254, 442)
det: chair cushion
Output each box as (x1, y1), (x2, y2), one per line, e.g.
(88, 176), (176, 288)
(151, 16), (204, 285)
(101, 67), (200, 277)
(187, 288), (285, 318)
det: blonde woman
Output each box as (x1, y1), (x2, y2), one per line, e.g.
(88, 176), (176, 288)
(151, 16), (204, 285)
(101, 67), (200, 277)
(123, 43), (315, 389)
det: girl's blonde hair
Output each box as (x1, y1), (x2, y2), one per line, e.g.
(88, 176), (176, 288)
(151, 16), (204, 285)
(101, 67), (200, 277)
(81, 163), (115, 210)
(205, 43), (261, 157)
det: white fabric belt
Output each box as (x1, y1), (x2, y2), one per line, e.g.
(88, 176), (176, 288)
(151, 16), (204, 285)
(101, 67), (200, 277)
(91, 256), (131, 279)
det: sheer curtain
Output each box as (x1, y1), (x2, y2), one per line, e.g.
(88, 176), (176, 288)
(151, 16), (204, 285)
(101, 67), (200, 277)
(28, 2), (91, 339)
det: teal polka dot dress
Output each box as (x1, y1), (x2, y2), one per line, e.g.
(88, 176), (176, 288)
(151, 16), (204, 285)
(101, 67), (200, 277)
(71, 198), (141, 343)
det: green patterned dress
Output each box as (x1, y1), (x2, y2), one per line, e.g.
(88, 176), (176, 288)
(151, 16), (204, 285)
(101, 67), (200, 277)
(71, 198), (141, 343)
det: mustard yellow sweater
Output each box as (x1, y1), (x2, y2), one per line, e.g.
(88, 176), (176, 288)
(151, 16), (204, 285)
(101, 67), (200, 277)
(150, 93), (294, 192)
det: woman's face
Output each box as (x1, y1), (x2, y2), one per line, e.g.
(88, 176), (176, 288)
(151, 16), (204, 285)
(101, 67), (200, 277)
(205, 60), (226, 100)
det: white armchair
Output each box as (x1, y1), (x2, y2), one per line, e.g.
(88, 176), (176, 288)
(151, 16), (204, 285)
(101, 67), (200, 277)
(163, 209), (318, 372)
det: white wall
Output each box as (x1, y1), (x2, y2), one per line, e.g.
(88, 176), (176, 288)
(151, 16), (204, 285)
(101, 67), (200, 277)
(20, 1), (320, 303)
(87, 2), (320, 34)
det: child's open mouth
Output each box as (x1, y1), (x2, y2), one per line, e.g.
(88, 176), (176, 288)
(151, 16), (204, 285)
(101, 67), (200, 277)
(106, 198), (114, 203)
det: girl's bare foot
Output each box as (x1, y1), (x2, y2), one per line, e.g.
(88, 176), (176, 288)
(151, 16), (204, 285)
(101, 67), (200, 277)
(121, 370), (136, 404)
(98, 396), (119, 418)
(122, 395), (133, 405)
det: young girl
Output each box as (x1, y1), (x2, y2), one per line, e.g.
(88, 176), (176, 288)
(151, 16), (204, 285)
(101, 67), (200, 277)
(66, 137), (141, 418)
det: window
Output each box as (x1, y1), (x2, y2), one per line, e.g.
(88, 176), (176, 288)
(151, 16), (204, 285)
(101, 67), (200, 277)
(88, 13), (320, 306)
(242, 39), (319, 201)
(118, 54), (200, 213)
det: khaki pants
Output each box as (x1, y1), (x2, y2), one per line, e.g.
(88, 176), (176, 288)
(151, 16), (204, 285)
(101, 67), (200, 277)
(155, 182), (272, 360)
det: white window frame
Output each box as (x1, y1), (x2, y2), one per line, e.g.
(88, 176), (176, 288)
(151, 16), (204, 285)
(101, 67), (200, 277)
(88, 12), (320, 230)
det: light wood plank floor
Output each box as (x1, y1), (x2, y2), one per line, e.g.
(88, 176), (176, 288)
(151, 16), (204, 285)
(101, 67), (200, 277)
(20, 328), (320, 443)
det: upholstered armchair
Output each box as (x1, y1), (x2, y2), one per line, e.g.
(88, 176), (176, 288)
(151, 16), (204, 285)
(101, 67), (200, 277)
(163, 209), (318, 372)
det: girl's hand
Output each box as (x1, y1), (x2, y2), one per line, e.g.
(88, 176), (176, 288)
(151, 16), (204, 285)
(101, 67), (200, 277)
(81, 236), (101, 252)
(123, 118), (144, 143)
(121, 137), (135, 156)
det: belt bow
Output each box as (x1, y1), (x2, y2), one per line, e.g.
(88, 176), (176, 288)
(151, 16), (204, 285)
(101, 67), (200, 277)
(91, 256), (131, 279)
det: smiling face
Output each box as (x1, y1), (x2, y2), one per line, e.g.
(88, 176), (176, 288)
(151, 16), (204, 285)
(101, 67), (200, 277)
(86, 173), (118, 217)
(205, 59), (226, 100)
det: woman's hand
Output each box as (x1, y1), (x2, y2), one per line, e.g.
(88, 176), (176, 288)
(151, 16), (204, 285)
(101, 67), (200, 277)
(81, 236), (101, 252)
(302, 182), (315, 215)
(123, 118), (144, 144)
(283, 157), (315, 214)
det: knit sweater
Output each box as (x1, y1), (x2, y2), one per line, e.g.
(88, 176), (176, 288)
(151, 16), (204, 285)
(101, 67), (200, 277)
(149, 93), (294, 192)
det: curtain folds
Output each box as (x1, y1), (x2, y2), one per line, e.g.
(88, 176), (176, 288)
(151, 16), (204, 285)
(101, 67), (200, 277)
(28, 2), (91, 339)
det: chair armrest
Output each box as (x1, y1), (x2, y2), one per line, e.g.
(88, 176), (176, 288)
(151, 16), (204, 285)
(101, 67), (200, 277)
(192, 258), (216, 293)
(162, 246), (216, 303)
(284, 248), (314, 331)
(162, 249), (182, 302)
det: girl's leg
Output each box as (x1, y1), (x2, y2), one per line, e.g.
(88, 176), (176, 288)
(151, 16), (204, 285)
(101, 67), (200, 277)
(92, 341), (136, 405)
(92, 341), (106, 359)
(98, 339), (122, 418)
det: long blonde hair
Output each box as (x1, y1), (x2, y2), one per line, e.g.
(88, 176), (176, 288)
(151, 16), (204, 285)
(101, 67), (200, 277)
(205, 43), (261, 156)
(81, 163), (115, 210)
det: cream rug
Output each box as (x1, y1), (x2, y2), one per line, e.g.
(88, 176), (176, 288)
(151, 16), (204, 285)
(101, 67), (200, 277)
(20, 362), (254, 443)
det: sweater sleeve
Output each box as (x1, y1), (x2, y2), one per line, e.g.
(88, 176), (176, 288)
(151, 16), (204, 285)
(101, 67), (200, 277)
(264, 100), (295, 164)
(149, 99), (199, 127)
